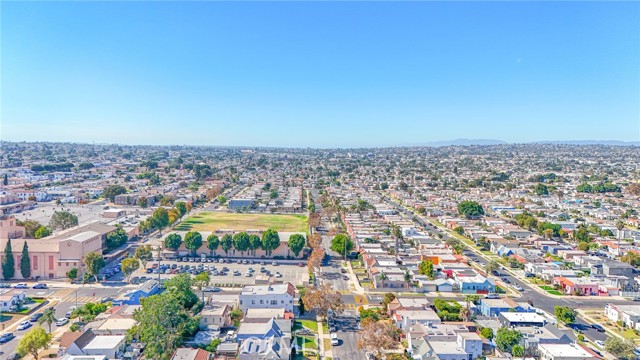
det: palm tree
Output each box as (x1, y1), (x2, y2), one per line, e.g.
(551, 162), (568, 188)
(378, 271), (388, 288)
(616, 220), (625, 250)
(38, 309), (56, 333)
(463, 295), (479, 322)
(404, 271), (412, 289)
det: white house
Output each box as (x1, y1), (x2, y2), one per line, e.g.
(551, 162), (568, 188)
(537, 343), (595, 360)
(239, 283), (295, 313)
(59, 330), (125, 359)
(605, 303), (640, 330)
(0, 289), (26, 312)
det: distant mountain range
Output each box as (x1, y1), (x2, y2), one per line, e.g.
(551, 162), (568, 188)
(413, 138), (640, 147)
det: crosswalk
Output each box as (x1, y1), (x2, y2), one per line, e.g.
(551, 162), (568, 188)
(337, 289), (351, 295)
(343, 304), (359, 310)
(60, 295), (101, 304)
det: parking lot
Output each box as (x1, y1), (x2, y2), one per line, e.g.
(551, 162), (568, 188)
(132, 258), (308, 287)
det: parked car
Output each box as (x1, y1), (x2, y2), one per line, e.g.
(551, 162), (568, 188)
(0, 283), (10, 288)
(484, 294), (500, 299)
(591, 324), (605, 332)
(30, 313), (44, 322)
(275, 272), (282, 278)
(330, 333), (339, 345)
(56, 318), (69, 326)
(272, 261), (278, 266)
(32, 283), (48, 289)
(13, 283), (28, 289)
(0, 333), (15, 343)
(204, 287), (222, 292)
(17, 321), (32, 331)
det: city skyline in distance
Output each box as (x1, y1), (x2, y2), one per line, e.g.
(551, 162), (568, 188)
(2, 1), (639, 147)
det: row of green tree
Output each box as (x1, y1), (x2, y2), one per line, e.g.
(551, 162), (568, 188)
(576, 182), (621, 193)
(164, 229), (307, 257)
(139, 202), (191, 234)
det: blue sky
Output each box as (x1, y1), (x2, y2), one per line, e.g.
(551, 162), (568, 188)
(2, 1), (639, 147)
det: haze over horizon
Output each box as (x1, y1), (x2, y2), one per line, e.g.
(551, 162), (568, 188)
(2, 1), (639, 147)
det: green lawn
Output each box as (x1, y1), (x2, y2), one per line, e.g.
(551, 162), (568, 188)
(622, 328), (640, 341)
(539, 285), (563, 295)
(175, 212), (308, 232)
(296, 336), (318, 350)
(294, 319), (319, 332)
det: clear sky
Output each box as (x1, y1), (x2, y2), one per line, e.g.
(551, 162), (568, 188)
(2, 1), (639, 147)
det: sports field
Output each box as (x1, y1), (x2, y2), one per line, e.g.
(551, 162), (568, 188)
(175, 212), (308, 232)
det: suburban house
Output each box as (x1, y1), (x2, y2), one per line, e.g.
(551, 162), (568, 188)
(393, 309), (441, 331)
(239, 283), (295, 313)
(552, 277), (598, 296)
(170, 348), (214, 360)
(238, 336), (292, 360)
(236, 318), (291, 342)
(455, 275), (495, 294)
(200, 304), (232, 329)
(498, 312), (547, 328)
(537, 343), (596, 360)
(0, 289), (26, 312)
(58, 329), (126, 358)
(112, 279), (160, 306)
(605, 303), (640, 330)
(478, 298), (535, 317)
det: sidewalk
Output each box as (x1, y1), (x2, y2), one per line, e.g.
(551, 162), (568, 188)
(317, 317), (332, 358)
(386, 195), (630, 302)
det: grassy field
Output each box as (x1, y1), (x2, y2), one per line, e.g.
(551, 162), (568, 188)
(294, 319), (319, 332)
(296, 336), (318, 350)
(175, 212), (308, 232)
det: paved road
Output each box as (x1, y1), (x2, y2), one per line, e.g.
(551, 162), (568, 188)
(0, 284), (130, 360)
(329, 311), (364, 360)
(381, 194), (637, 344)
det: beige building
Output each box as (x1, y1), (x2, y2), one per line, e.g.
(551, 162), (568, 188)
(0, 217), (110, 279)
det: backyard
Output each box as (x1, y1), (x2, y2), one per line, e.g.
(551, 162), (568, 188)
(175, 212), (308, 232)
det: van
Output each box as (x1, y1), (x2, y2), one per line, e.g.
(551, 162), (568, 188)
(330, 333), (339, 346)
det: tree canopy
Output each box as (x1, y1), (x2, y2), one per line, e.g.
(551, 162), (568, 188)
(2, 239), (14, 280)
(495, 327), (523, 353)
(261, 229), (280, 256)
(84, 251), (105, 282)
(206, 234), (220, 256)
(184, 231), (203, 255)
(49, 211), (79, 230)
(164, 233), (182, 251)
(17, 326), (52, 360)
(330, 234), (354, 256)
(287, 234), (306, 257)
(457, 200), (484, 218)
(103, 185), (127, 202)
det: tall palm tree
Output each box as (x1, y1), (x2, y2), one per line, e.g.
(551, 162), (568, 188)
(378, 271), (388, 288)
(38, 308), (56, 333)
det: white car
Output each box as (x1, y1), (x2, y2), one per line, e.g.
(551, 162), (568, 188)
(55, 318), (69, 326)
(330, 333), (339, 345)
(595, 340), (605, 347)
(275, 272), (282, 278)
(17, 321), (31, 331)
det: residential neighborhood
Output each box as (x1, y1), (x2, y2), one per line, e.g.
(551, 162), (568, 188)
(0, 143), (638, 360)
